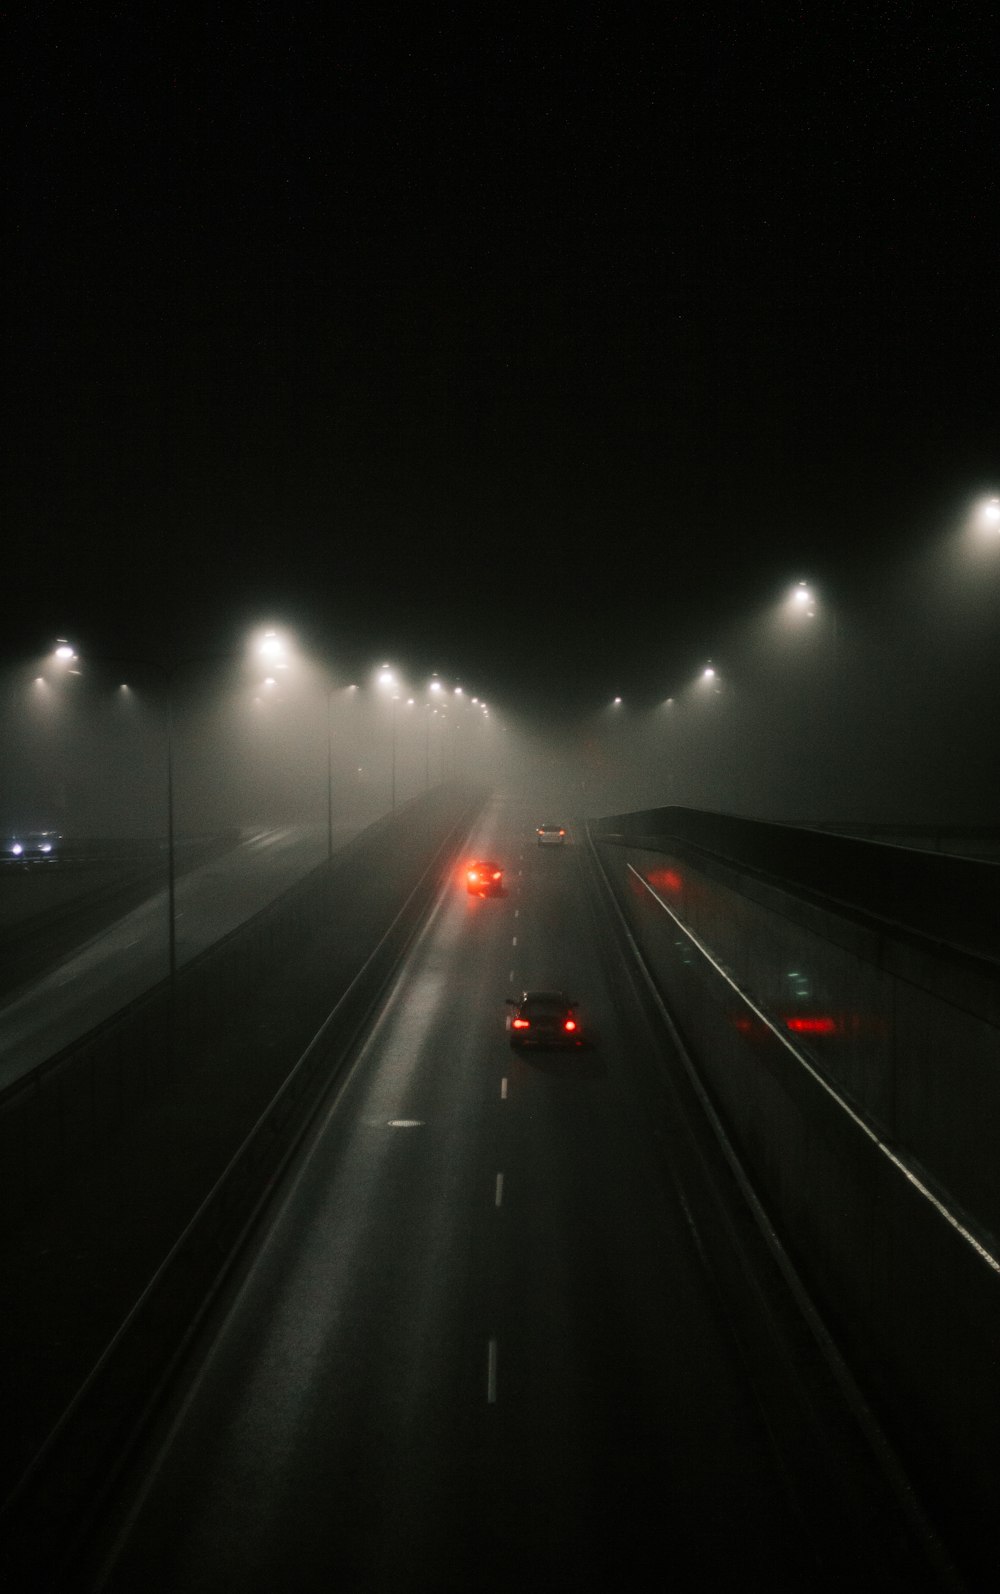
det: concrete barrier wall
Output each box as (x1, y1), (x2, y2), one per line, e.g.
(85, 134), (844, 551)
(591, 828), (1000, 1582)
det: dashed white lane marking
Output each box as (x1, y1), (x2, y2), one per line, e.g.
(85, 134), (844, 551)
(511, 935), (517, 946)
(509, 969), (514, 982)
(387, 1119), (424, 1128)
(500, 1077), (508, 1100)
(495, 1172), (504, 1207)
(514, 908), (519, 918)
(487, 1338), (498, 1403)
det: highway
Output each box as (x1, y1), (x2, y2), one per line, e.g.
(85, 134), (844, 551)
(0, 821), (363, 1088)
(82, 795), (945, 1592)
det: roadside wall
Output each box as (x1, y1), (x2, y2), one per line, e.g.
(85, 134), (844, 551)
(591, 813), (1000, 1581)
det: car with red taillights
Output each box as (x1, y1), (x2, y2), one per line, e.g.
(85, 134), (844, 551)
(466, 859), (504, 896)
(505, 990), (583, 1049)
(536, 824), (567, 846)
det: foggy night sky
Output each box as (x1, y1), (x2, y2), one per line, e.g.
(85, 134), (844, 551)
(4, 5), (999, 724)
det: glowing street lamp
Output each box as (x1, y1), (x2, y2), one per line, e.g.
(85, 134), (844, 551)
(51, 639), (82, 675)
(258, 630), (287, 661)
(376, 665), (401, 809)
(51, 626), (300, 987)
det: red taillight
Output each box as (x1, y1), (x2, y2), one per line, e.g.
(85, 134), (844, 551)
(467, 870), (479, 882)
(785, 1016), (837, 1035)
(512, 1018), (530, 1029)
(492, 871), (501, 881)
(559, 829), (565, 836)
(563, 1018), (576, 1032)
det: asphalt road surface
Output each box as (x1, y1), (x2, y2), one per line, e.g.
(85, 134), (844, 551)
(82, 796), (947, 1593)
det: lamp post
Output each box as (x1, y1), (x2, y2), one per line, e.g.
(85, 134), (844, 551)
(50, 641), (183, 983)
(377, 665), (399, 811)
(390, 693), (399, 810)
(326, 685), (335, 860)
(49, 626), (292, 988)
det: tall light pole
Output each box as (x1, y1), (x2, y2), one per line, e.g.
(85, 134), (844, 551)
(377, 665), (399, 811)
(50, 626), (292, 988)
(326, 685), (335, 859)
(390, 693), (399, 810)
(51, 640), (183, 984)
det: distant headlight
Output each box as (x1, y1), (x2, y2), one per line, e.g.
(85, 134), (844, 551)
(39, 843), (52, 853)
(11, 843), (23, 856)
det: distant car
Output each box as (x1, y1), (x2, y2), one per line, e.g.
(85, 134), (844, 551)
(2, 830), (61, 863)
(536, 824), (567, 846)
(466, 859), (504, 896)
(506, 989), (583, 1049)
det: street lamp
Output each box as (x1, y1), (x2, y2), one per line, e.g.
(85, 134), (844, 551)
(50, 639), (183, 984)
(52, 628), (295, 987)
(376, 665), (401, 810)
(390, 695), (400, 808)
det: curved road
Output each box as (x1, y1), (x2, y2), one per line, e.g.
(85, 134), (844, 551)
(83, 796), (946, 1592)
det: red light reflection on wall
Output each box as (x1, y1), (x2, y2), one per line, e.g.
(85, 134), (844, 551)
(732, 1012), (839, 1040)
(646, 868), (683, 893)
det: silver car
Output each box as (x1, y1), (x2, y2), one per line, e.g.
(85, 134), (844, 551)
(536, 824), (567, 846)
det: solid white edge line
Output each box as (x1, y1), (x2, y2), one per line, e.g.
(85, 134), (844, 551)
(629, 862), (1000, 1277)
(487, 1338), (498, 1403)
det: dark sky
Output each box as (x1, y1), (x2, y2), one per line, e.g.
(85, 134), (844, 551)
(5, 4), (999, 719)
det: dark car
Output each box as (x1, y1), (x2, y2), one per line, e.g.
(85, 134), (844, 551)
(466, 859), (504, 896)
(506, 989), (583, 1048)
